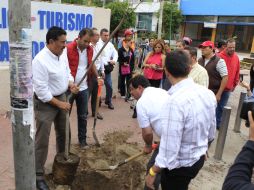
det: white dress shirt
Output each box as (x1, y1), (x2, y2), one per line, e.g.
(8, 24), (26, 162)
(136, 87), (169, 137)
(155, 78), (216, 170)
(32, 47), (74, 102)
(90, 42), (104, 73)
(75, 47), (88, 91)
(98, 38), (118, 66)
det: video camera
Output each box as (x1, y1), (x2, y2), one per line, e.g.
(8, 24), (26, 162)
(240, 98), (254, 127)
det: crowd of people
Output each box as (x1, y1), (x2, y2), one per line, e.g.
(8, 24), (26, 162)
(32, 25), (250, 190)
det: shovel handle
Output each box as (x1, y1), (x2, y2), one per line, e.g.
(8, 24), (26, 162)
(125, 151), (145, 163)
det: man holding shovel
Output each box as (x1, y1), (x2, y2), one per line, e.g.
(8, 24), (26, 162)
(129, 74), (169, 190)
(33, 26), (79, 190)
(66, 28), (99, 149)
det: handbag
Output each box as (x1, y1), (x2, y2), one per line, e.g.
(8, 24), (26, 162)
(121, 65), (131, 75)
(104, 63), (114, 74)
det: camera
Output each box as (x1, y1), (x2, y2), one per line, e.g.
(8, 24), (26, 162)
(139, 44), (147, 49)
(240, 98), (254, 127)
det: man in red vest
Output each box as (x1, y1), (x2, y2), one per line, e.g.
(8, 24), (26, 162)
(66, 28), (98, 149)
(218, 38), (240, 128)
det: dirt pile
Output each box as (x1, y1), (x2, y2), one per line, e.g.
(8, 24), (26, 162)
(47, 130), (148, 190)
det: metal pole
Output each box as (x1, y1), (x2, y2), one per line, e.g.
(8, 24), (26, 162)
(9, 1), (36, 190)
(214, 106), (232, 160)
(169, 0), (172, 41)
(158, 0), (164, 39)
(233, 92), (246, 133)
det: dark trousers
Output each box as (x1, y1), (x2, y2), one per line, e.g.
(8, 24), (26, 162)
(148, 79), (161, 88)
(90, 77), (98, 115)
(120, 74), (131, 97)
(216, 91), (231, 129)
(34, 93), (67, 180)
(105, 73), (113, 104)
(161, 155), (205, 190)
(144, 148), (161, 190)
(74, 89), (89, 144)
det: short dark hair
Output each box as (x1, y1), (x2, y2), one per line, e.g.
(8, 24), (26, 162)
(184, 46), (197, 58)
(46, 26), (66, 44)
(217, 40), (226, 48)
(78, 28), (93, 38)
(129, 75), (150, 89)
(176, 39), (186, 47)
(165, 50), (191, 78)
(100, 28), (109, 35)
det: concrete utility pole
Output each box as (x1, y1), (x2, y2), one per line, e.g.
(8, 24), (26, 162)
(158, 0), (164, 39)
(9, 0), (36, 190)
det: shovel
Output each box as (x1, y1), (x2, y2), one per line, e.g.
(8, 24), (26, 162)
(98, 143), (159, 171)
(98, 151), (145, 171)
(93, 82), (102, 146)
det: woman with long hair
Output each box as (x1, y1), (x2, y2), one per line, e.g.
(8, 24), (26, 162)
(143, 39), (166, 88)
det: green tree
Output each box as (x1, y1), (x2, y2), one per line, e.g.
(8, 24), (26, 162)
(106, 2), (136, 41)
(162, 2), (183, 40)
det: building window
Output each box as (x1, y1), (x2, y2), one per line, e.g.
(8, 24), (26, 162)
(138, 13), (152, 31)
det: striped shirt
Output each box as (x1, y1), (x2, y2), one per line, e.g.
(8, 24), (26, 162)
(205, 58), (228, 77)
(155, 78), (217, 170)
(189, 62), (209, 88)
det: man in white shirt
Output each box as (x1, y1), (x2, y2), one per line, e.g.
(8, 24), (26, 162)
(66, 28), (98, 149)
(184, 46), (209, 88)
(32, 26), (79, 190)
(89, 27), (104, 120)
(145, 50), (217, 190)
(99, 28), (118, 109)
(129, 74), (169, 190)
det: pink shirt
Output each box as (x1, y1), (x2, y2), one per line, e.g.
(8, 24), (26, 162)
(143, 53), (163, 80)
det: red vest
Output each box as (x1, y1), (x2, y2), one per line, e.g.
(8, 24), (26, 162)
(66, 39), (94, 79)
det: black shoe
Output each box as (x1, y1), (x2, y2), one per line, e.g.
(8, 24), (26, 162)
(80, 142), (89, 150)
(108, 103), (114, 110)
(36, 179), (49, 190)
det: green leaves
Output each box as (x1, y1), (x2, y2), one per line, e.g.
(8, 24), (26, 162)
(106, 2), (136, 32)
(162, 2), (183, 39)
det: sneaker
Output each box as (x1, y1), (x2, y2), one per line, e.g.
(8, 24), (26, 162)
(108, 103), (114, 110)
(80, 142), (89, 150)
(121, 96), (125, 99)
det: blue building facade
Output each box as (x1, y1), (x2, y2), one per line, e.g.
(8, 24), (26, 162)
(179, 0), (254, 51)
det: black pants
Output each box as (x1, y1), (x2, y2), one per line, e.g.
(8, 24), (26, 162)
(144, 148), (161, 190)
(161, 155), (205, 190)
(90, 77), (98, 115)
(120, 74), (131, 97)
(148, 79), (161, 88)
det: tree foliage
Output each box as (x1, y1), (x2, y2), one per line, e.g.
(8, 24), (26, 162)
(106, 2), (136, 33)
(162, 2), (183, 39)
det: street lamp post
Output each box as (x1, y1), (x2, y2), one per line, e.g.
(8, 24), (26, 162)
(158, 0), (164, 39)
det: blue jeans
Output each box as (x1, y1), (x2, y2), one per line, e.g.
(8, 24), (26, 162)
(105, 73), (113, 104)
(216, 91), (231, 129)
(75, 89), (89, 143)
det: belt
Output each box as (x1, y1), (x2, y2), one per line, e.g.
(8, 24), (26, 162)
(34, 93), (64, 100)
